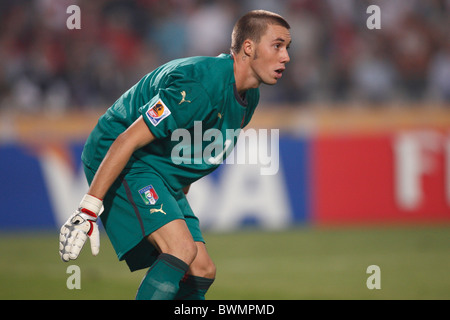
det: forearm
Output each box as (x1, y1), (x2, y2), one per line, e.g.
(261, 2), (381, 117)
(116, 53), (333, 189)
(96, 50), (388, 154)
(87, 116), (155, 200)
(87, 134), (136, 199)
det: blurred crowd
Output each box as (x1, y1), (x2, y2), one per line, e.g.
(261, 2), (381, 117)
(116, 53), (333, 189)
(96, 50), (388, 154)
(0, 0), (449, 113)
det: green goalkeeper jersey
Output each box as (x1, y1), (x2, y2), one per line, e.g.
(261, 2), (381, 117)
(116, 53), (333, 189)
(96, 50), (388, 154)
(82, 54), (260, 193)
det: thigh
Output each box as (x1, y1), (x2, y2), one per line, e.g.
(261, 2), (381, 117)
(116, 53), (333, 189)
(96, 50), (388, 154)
(177, 195), (205, 243)
(107, 173), (183, 248)
(147, 218), (197, 265)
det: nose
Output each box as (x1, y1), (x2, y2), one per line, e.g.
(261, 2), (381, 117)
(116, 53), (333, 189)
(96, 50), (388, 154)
(281, 49), (290, 64)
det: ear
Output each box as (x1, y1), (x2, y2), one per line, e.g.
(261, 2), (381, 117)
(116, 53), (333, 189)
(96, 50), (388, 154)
(242, 39), (254, 57)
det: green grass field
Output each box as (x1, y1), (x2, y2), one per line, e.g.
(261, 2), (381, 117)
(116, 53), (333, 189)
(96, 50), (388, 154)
(0, 225), (449, 300)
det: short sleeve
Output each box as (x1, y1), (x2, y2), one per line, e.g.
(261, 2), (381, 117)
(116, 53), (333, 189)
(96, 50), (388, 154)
(139, 80), (212, 139)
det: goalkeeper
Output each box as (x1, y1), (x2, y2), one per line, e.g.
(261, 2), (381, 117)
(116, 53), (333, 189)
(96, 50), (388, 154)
(59, 10), (291, 300)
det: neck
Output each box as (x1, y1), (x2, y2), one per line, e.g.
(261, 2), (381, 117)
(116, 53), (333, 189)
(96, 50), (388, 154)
(232, 52), (260, 95)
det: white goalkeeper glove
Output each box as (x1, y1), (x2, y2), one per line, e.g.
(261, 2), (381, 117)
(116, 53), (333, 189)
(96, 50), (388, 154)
(59, 194), (103, 262)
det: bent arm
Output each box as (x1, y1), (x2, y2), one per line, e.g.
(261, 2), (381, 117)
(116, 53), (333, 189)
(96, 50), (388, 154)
(87, 116), (155, 200)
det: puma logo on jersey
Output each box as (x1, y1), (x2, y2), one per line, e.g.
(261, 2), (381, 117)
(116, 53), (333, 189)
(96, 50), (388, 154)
(179, 91), (191, 104)
(150, 204), (166, 215)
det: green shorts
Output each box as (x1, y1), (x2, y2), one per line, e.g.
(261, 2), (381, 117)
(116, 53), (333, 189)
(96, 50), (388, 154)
(84, 165), (204, 272)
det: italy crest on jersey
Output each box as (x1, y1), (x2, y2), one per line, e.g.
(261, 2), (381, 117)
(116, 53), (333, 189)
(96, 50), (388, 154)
(145, 99), (171, 126)
(138, 185), (159, 205)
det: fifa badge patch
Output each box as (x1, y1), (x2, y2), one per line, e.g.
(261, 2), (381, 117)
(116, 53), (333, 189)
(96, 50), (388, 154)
(145, 99), (171, 126)
(138, 185), (159, 205)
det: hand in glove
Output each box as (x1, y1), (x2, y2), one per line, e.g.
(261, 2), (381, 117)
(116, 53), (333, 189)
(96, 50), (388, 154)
(59, 194), (103, 262)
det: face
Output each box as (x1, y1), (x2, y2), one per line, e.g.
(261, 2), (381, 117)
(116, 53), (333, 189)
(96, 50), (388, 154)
(248, 24), (291, 85)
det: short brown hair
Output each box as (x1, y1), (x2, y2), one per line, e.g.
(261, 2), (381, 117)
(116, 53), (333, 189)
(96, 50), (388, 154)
(231, 10), (290, 54)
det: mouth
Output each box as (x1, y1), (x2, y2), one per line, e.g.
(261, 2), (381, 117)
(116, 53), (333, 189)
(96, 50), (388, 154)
(274, 68), (285, 79)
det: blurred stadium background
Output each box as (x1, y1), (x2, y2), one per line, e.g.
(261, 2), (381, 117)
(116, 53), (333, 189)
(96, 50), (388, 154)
(0, 0), (449, 300)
